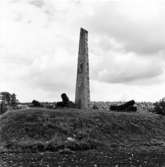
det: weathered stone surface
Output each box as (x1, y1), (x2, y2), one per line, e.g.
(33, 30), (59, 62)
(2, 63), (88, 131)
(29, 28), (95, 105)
(110, 100), (137, 112)
(75, 28), (90, 109)
(56, 93), (76, 108)
(0, 101), (7, 114)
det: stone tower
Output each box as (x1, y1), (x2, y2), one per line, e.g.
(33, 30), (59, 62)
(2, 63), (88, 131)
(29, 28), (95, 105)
(75, 28), (90, 109)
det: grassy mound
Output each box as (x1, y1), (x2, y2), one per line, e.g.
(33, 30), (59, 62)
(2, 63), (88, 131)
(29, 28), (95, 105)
(0, 108), (165, 153)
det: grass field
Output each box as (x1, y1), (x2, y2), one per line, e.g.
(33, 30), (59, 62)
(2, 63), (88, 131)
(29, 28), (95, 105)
(0, 108), (165, 152)
(0, 108), (165, 166)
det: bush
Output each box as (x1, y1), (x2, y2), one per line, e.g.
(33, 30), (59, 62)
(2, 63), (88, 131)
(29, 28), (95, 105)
(32, 100), (42, 107)
(152, 99), (165, 115)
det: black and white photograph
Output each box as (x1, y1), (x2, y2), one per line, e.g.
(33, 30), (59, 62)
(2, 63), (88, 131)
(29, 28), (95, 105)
(0, 0), (165, 166)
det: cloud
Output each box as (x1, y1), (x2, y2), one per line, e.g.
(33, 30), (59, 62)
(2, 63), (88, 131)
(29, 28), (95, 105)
(85, 1), (165, 54)
(1, 0), (165, 102)
(89, 34), (164, 84)
(96, 56), (163, 84)
(23, 48), (77, 92)
(29, 0), (45, 8)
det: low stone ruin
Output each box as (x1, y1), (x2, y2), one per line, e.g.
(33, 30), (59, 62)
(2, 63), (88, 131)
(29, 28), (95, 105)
(110, 100), (137, 112)
(0, 101), (7, 114)
(56, 93), (76, 109)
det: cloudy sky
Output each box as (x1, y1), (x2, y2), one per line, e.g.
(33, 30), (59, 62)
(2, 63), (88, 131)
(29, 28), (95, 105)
(1, 0), (165, 102)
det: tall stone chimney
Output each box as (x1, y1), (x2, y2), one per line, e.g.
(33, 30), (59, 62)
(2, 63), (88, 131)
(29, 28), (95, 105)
(75, 28), (90, 109)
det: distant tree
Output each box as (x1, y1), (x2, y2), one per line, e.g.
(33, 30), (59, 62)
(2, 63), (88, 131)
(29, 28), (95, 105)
(92, 104), (98, 110)
(11, 93), (17, 106)
(32, 100), (42, 107)
(152, 99), (165, 115)
(1, 92), (11, 104)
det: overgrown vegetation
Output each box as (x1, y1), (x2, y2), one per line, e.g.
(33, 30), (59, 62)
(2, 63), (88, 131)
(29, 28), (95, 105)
(150, 99), (165, 115)
(0, 108), (165, 153)
(31, 100), (43, 107)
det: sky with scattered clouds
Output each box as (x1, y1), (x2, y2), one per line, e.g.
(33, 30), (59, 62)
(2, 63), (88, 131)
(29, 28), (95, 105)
(1, 0), (165, 102)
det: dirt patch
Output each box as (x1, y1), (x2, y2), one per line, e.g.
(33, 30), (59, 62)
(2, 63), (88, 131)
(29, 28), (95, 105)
(1, 151), (165, 167)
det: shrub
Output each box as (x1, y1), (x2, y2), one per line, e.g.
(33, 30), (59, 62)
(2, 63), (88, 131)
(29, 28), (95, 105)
(32, 100), (42, 107)
(152, 99), (165, 115)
